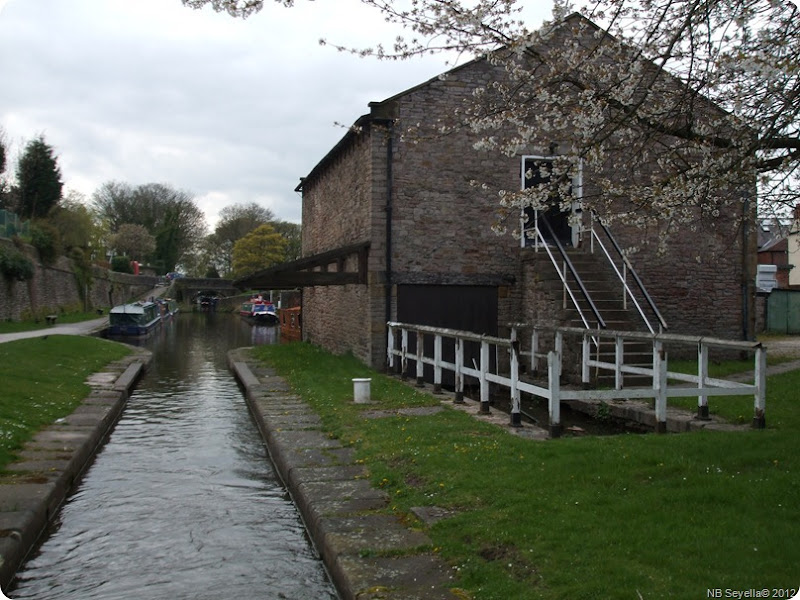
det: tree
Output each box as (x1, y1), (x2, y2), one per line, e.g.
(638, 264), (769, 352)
(49, 190), (100, 254)
(110, 224), (157, 262)
(207, 201), (275, 276)
(16, 135), (63, 219)
(93, 181), (207, 273)
(0, 128), (6, 175)
(0, 128), (10, 211)
(271, 220), (301, 262)
(186, 0), (799, 229)
(231, 223), (288, 278)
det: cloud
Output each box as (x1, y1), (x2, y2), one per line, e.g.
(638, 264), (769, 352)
(0, 0), (550, 229)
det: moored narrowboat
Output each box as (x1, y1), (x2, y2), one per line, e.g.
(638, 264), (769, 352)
(108, 301), (162, 336)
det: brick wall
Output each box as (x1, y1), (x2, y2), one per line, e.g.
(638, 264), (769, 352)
(299, 27), (754, 369)
(301, 124), (386, 366)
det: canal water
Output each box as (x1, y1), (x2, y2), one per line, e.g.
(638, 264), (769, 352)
(10, 312), (339, 600)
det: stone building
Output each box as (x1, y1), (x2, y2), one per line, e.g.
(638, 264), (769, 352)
(245, 13), (756, 371)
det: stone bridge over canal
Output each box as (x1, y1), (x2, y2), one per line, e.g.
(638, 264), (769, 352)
(170, 277), (240, 304)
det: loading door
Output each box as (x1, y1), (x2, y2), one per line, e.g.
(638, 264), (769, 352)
(396, 284), (498, 386)
(522, 156), (575, 247)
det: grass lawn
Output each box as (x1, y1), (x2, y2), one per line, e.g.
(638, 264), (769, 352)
(0, 335), (130, 469)
(252, 342), (800, 600)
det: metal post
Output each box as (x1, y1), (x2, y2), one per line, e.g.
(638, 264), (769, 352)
(615, 335), (624, 390)
(697, 342), (710, 419)
(622, 262), (628, 310)
(480, 340), (490, 414)
(548, 351), (562, 438)
(581, 333), (591, 387)
(454, 337), (465, 404)
(653, 340), (667, 433)
(753, 346), (766, 428)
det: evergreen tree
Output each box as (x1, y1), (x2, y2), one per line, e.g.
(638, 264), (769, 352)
(16, 135), (63, 219)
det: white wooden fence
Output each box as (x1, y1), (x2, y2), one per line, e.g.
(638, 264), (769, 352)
(386, 322), (767, 437)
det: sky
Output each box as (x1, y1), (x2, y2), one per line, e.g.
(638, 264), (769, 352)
(0, 0), (553, 230)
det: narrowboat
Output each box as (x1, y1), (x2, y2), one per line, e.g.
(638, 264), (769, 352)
(108, 301), (163, 336)
(240, 296), (279, 325)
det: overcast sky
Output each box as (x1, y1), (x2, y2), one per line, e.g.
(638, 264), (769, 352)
(0, 0), (551, 229)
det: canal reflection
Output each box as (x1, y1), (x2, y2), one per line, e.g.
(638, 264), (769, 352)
(11, 313), (338, 600)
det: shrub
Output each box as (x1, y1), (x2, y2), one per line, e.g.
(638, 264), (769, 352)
(110, 255), (133, 274)
(0, 245), (35, 281)
(29, 221), (61, 265)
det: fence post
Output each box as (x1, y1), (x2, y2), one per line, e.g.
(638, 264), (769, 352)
(548, 351), (562, 438)
(697, 342), (710, 419)
(753, 346), (766, 429)
(387, 325), (394, 371)
(510, 340), (521, 427)
(416, 331), (425, 387)
(615, 335), (624, 390)
(582, 333), (591, 387)
(480, 339), (490, 414)
(653, 339), (667, 433)
(531, 329), (539, 374)
(401, 328), (409, 380)
(454, 337), (465, 404)
(433, 334), (443, 393)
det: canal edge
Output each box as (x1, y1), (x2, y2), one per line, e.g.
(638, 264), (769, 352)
(228, 347), (462, 600)
(0, 346), (153, 592)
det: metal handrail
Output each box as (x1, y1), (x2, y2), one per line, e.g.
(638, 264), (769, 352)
(588, 209), (668, 333)
(535, 215), (607, 330)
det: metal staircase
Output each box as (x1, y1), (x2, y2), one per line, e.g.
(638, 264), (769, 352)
(524, 212), (667, 386)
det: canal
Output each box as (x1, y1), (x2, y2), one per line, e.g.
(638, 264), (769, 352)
(10, 312), (339, 599)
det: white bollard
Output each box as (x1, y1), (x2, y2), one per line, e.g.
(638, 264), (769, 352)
(353, 378), (372, 404)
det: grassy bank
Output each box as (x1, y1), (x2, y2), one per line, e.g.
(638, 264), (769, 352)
(0, 310), (105, 334)
(251, 343), (799, 600)
(0, 336), (131, 469)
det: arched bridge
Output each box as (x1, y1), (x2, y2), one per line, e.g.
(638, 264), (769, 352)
(170, 278), (240, 304)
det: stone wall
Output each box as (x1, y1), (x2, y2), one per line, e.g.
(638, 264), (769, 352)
(0, 238), (157, 321)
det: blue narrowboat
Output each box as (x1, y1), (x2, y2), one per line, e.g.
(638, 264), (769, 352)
(108, 301), (162, 336)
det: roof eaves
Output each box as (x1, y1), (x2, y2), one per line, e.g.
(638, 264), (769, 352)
(295, 113), (372, 192)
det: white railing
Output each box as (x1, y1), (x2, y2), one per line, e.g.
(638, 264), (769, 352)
(386, 322), (767, 437)
(524, 217), (606, 332)
(584, 210), (668, 334)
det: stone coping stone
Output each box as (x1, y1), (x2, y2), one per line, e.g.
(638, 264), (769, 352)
(271, 429), (342, 449)
(319, 515), (432, 556)
(336, 555), (459, 600)
(288, 465), (368, 488)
